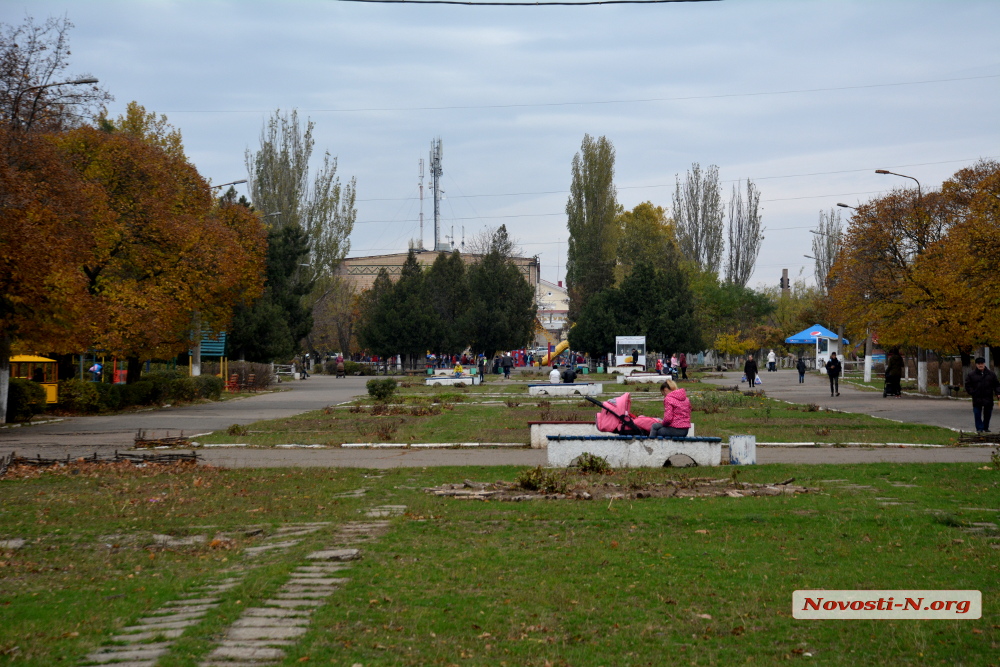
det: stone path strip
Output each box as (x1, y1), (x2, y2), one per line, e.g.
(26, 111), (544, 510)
(81, 576), (241, 666)
(80, 522), (330, 666)
(199, 513), (401, 666)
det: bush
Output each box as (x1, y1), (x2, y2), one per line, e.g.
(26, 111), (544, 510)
(117, 381), (154, 407)
(194, 375), (224, 399)
(7, 379), (46, 422)
(59, 379), (101, 413)
(170, 377), (200, 402)
(514, 466), (567, 494)
(572, 452), (612, 474)
(92, 382), (120, 411)
(141, 370), (186, 402)
(345, 361), (372, 376)
(366, 378), (398, 401)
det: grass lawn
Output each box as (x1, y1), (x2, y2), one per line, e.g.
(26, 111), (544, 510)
(0, 460), (997, 665)
(197, 383), (962, 448)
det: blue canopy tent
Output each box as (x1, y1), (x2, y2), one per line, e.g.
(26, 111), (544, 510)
(785, 324), (848, 371)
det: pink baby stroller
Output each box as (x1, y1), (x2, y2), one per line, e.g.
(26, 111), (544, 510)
(586, 392), (658, 436)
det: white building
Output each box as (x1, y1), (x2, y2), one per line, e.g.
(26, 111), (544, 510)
(536, 279), (569, 346)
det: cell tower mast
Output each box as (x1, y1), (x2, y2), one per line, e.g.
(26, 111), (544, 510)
(418, 158), (424, 250)
(430, 138), (447, 251)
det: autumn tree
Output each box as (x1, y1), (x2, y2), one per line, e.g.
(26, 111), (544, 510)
(673, 162), (724, 275)
(0, 15), (111, 422)
(724, 180), (763, 287)
(308, 277), (361, 357)
(614, 201), (677, 284)
(565, 134), (618, 322)
(59, 106), (266, 379)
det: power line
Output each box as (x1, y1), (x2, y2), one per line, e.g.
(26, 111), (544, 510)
(341, 0), (716, 4)
(163, 74), (1000, 114)
(355, 155), (999, 203)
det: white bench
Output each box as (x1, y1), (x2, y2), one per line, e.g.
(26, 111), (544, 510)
(529, 421), (695, 448)
(617, 374), (672, 384)
(547, 435), (721, 467)
(527, 383), (603, 397)
(607, 366), (645, 376)
(425, 375), (481, 387)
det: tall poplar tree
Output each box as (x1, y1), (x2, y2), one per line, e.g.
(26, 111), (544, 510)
(565, 134), (618, 322)
(673, 162), (724, 274)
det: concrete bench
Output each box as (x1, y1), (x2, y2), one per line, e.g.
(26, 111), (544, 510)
(547, 435), (722, 467)
(527, 383), (603, 397)
(617, 374), (672, 384)
(430, 368), (477, 376)
(425, 375), (481, 387)
(607, 366), (645, 376)
(529, 421), (695, 448)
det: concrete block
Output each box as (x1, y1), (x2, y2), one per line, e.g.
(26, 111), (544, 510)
(547, 436), (722, 468)
(527, 383), (602, 397)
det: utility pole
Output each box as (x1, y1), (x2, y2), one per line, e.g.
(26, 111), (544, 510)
(430, 138), (446, 251)
(418, 158), (424, 250)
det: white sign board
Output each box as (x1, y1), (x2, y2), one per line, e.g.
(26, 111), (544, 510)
(615, 335), (646, 368)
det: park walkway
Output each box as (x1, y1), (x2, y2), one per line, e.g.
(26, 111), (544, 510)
(698, 368), (977, 433)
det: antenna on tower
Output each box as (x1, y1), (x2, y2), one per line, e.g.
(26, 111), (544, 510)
(430, 138), (447, 251)
(418, 158), (425, 250)
(461, 226), (465, 252)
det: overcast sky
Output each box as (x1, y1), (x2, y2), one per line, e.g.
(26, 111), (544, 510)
(5, 0), (999, 289)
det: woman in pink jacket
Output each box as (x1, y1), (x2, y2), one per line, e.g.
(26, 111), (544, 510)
(648, 379), (691, 438)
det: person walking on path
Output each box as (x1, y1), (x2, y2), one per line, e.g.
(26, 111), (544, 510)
(884, 349), (904, 397)
(796, 357), (807, 383)
(744, 354), (758, 388)
(964, 357), (1000, 433)
(767, 349), (777, 372)
(477, 355), (487, 384)
(679, 353), (688, 380)
(501, 353), (514, 380)
(826, 352), (842, 396)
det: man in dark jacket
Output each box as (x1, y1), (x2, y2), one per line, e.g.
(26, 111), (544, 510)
(964, 357), (1000, 433)
(500, 353), (514, 379)
(561, 365), (578, 384)
(744, 354), (758, 388)
(825, 352), (842, 396)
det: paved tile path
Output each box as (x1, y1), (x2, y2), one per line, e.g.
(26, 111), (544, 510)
(78, 501), (405, 666)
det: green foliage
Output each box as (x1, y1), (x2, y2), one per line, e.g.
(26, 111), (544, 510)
(566, 134), (618, 322)
(6, 378), (46, 422)
(58, 379), (101, 413)
(227, 423), (250, 436)
(356, 228), (533, 361)
(228, 224), (313, 362)
(572, 452), (612, 474)
(366, 378), (398, 401)
(194, 375), (224, 400)
(466, 226), (535, 356)
(514, 466), (568, 494)
(116, 381), (154, 407)
(569, 258), (703, 356)
(141, 370), (185, 403)
(426, 250), (472, 356)
(614, 201), (677, 284)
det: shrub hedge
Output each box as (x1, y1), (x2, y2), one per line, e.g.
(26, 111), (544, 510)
(6, 379), (47, 422)
(57, 372), (227, 413)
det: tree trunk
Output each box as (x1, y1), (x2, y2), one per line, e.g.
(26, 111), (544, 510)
(126, 356), (142, 384)
(0, 332), (10, 425)
(916, 347), (927, 393)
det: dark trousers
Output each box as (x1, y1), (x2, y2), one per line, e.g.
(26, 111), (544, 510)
(680, 367), (688, 380)
(649, 423), (689, 438)
(829, 375), (839, 395)
(747, 372), (756, 387)
(973, 404), (993, 432)
(798, 372), (805, 383)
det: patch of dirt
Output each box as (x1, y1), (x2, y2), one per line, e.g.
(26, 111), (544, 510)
(425, 475), (817, 502)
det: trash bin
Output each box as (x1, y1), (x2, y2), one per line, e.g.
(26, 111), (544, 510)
(581, 367), (589, 375)
(596, 366), (604, 374)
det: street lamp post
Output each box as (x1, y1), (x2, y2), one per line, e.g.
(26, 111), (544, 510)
(9, 77), (99, 129)
(876, 169), (927, 392)
(211, 179), (248, 190)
